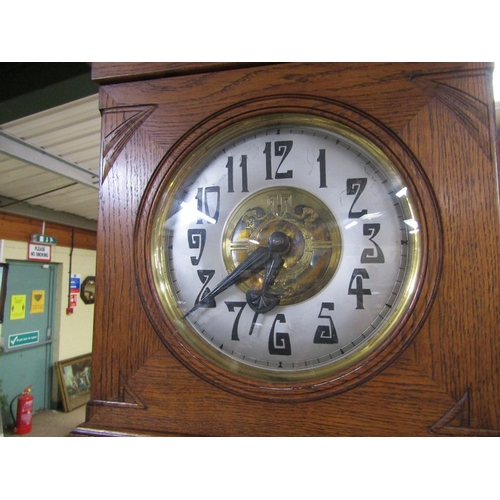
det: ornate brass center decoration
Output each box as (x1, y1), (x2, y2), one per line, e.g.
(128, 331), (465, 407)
(222, 187), (342, 305)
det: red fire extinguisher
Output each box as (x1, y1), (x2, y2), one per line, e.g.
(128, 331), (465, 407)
(12, 386), (34, 435)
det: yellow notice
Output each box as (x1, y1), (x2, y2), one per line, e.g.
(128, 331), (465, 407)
(31, 290), (45, 314)
(10, 294), (26, 320)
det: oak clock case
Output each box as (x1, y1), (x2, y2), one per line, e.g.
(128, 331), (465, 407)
(141, 112), (428, 401)
(77, 62), (498, 437)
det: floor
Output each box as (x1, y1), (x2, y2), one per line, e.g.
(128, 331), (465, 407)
(2, 404), (86, 437)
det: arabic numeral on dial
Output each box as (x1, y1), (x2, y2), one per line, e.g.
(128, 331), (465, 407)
(196, 186), (220, 224)
(225, 301), (247, 341)
(346, 178), (368, 218)
(195, 270), (216, 308)
(187, 229), (206, 265)
(226, 155), (249, 193)
(361, 223), (385, 263)
(313, 302), (338, 344)
(348, 268), (371, 310)
(264, 140), (293, 180)
(269, 313), (291, 355)
(317, 149), (327, 188)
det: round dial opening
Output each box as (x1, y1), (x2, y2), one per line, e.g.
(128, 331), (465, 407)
(150, 114), (422, 385)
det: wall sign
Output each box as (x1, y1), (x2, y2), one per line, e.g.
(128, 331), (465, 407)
(31, 234), (57, 245)
(30, 290), (45, 314)
(10, 294), (26, 320)
(70, 274), (81, 293)
(8, 330), (40, 349)
(28, 243), (52, 262)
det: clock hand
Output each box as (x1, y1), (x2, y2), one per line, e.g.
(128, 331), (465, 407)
(246, 252), (283, 313)
(246, 231), (290, 314)
(184, 245), (271, 317)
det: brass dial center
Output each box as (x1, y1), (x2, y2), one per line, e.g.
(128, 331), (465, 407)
(222, 187), (342, 305)
(267, 231), (291, 254)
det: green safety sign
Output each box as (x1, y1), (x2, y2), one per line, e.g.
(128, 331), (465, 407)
(31, 234), (57, 245)
(8, 331), (40, 349)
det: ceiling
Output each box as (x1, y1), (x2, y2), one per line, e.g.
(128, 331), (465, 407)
(0, 63), (499, 234)
(0, 63), (99, 231)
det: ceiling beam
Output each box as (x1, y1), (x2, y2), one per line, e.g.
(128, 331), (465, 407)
(0, 129), (99, 189)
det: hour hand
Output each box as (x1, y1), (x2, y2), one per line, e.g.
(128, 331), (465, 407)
(184, 246), (271, 317)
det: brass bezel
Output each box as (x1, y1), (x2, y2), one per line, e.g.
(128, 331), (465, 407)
(150, 113), (422, 385)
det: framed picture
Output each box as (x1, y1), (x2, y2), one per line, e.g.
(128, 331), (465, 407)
(0, 263), (9, 323)
(55, 354), (92, 412)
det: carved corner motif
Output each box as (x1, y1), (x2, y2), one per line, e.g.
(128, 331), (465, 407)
(93, 372), (148, 410)
(411, 70), (493, 162)
(117, 372), (148, 409)
(101, 105), (157, 181)
(430, 389), (500, 436)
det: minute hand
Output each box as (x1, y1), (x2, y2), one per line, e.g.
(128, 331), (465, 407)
(184, 246), (271, 317)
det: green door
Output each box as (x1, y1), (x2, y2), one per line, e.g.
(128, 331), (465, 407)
(0, 261), (56, 426)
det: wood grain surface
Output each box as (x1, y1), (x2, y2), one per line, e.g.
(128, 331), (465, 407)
(74, 62), (499, 436)
(0, 211), (96, 250)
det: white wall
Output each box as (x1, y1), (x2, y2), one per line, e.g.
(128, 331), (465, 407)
(1, 238), (95, 362)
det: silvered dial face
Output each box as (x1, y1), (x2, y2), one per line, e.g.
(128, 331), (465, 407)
(151, 115), (421, 383)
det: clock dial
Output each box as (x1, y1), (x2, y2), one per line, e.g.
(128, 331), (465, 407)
(151, 114), (421, 386)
